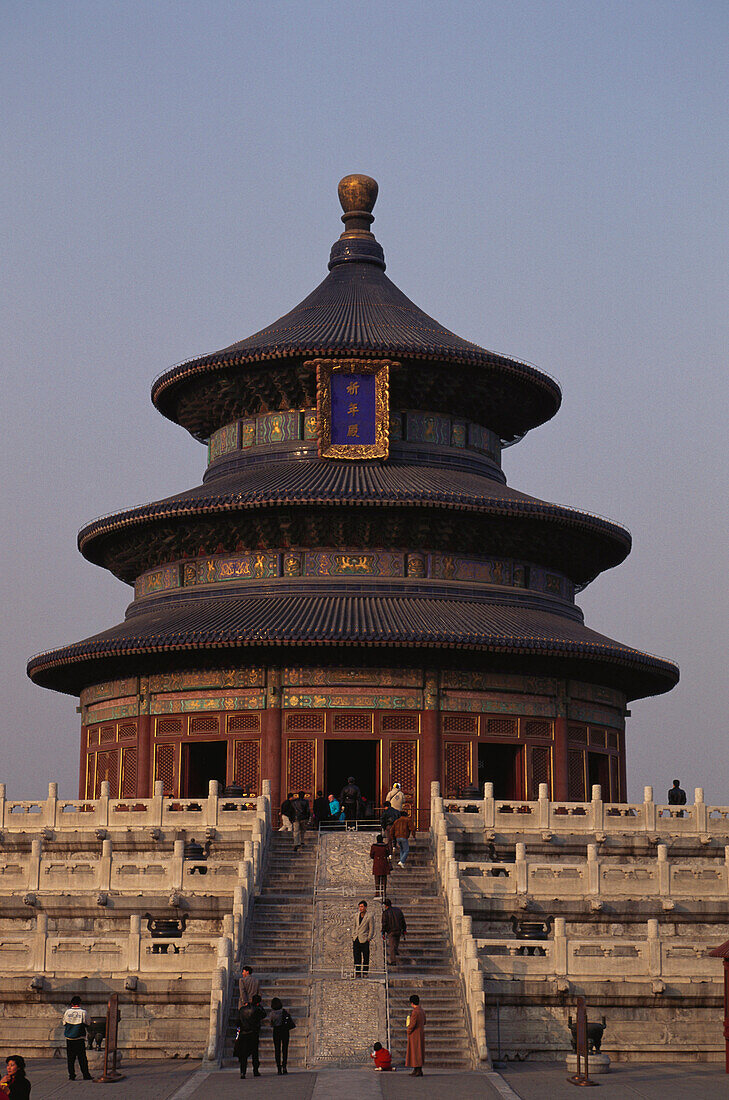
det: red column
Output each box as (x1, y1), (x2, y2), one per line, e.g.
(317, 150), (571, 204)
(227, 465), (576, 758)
(553, 716), (569, 801)
(136, 715), (152, 797)
(419, 672), (440, 828)
(261, 708), (283, 807)
(78, 728), (88, 799)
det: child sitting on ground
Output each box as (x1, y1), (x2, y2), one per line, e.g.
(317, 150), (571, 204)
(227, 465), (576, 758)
(370, 1041), (393, 1071)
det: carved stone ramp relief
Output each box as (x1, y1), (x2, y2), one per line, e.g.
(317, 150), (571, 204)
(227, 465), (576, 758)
(309, 832), (386, 1065)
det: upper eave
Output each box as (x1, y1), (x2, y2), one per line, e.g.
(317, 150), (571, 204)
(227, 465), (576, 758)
(150, 262), (562, 441)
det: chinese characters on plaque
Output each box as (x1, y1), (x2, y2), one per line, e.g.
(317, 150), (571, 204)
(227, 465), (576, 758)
(313, 359), (392, 460)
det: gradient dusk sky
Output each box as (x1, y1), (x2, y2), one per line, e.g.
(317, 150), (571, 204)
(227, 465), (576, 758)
(3, 1), (728, 800)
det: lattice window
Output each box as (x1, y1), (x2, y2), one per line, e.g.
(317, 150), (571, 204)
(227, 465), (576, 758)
(524, 719), (552, 740)
(234, 741), (260, 793)
(228, 714), (260, 733)
(95, 750), (119, 798)
(85, 753), (95, 799)
(189, 715), (220, 735)
(568, 724), (588, 744)
(286, 711), (325, 733)
(287, 740), (315, 797)
(332, 713), (372, 734)
(529, 746), (551, 798)
(444, 742), (472, 798)
(99, 725), (116, 745)
(87, 727), (98, 748)
(485, 718), (518, 739)
(381, 714), (419, 733)
(155, 743), (176, 796)
(568, 750), (585, 801)
(120, 748), (137, 798)
(589, 727), (606, 748)
(118, 722), (137, 741)
(608, 731), (619, 751)
(442, 714), (477, 734)
(609, 755), (619, 801)
(157, 717), (183, 736)
(389, 741), (417, 800)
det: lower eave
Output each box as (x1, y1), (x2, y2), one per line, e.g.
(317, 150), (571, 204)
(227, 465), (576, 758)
(27, 595), (679, 701)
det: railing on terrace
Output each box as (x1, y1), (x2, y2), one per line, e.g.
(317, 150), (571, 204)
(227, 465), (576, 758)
(442, 783), (729, 839)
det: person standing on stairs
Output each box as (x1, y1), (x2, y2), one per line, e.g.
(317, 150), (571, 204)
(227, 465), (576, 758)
(340, 776), (362, 821)
(385, 782), (405, 812)
(351, 899), (375, 976)
(369, 834), (392, 897)
(291, 791), (310, 851)
(269, 997), (293, 1075)
(239, 965), (260, 1007)
(280, 792), (295, 832)
(381, 897), (407, 966)
(405, 993), (426, 1076)
(235, 993), (267, 1078)
(392, 810), (415, 867)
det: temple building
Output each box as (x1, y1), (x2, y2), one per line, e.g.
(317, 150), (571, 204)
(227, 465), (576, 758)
(28, 175), (678, 814)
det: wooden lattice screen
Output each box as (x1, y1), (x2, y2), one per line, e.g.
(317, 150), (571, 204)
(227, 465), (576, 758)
(529, 745), (551, 798)
(568, 749), (585, 801)
(443, 741), (472, 798)
(234, 740), (261, 793)
(388, 740), (417, 804)
(485, 717), (518, 739)
(442, 714), (477, 734)
(155, 743), (176, 796)
(287, 739), (315, 796)
(332, 712), (372, 733)
(94, 750), (119, 798)
(120, 748), (137, 798)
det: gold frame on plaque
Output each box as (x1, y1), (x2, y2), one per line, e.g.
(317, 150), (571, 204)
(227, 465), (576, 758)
(312, 358), (393, 460)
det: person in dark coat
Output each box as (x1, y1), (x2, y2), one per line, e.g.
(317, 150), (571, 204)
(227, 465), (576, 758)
(312, 789), (329, 828)
(381, 897), (407, 965)
(380, 803), (400, 853)
(280, 792), (295, 832)
(291, 791), (310, 851)
(269, 997), (292, 1075)
(235, 994), (267, 1078)
(369, 834), (391, 896)
(0, 1056), (31, 1099)
(668, 779), (687, 816)
(405, 994), (426, 1075)
(340, 777), (362, 820)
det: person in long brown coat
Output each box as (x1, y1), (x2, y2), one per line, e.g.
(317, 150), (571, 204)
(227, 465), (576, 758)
(369, 834), (391, 896)
(405, 994), (425, 1075)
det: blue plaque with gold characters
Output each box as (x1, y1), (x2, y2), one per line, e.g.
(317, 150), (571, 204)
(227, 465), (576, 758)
(313, 358), (392, 459)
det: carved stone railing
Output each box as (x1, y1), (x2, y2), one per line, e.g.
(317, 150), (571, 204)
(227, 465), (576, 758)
(0, 780), (261, 832)
(458, 841), (729, 904)
(476, 918), (721, 988)
(442, 783), (728, 842)
(430, 782), (489, 1065)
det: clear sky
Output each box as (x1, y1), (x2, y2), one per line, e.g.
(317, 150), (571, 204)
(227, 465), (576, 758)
(3, 1), (727, 800)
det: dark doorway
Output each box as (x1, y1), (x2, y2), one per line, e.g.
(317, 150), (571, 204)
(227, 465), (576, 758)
(587, 752), (610, 798)
(478, 743), (524, 800)
(325, 740), (378, 811)
(182, 741), (228, 798)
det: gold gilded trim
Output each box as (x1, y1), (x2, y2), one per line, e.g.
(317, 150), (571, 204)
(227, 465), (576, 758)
(312, 358), (393, 460)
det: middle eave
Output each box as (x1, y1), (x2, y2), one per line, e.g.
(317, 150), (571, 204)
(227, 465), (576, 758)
(78, 461), (631, 588)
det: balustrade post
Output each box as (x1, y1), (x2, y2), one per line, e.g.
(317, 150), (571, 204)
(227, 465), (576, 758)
(591, 784), (604, 833)
(515, 842), (527, 894)
(152, 780), (164, 827)
(553, 917), (568, 976)
(46, 782), (58, 828)
(33, 912), (48, 972)
(206, 780), (220, 828)
(483, 782), (495, 830)
(28, 838), (42, 891)
(127, 914), (141, 972)
(647, 918), (661, 977)
(538, 783), (550, 829)
(172, 839), (184, 891)
(0, 783), (5, 829)
(586, 843), (599, 896)
(694, 787), (707, 833)
(643, 786), (656, 833)
(99, 780), (110, 827)
(657, 844), (669, 897)
(100, 838), (112, 891)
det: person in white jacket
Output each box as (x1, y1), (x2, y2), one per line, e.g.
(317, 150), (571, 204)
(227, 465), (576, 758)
(62, 995), (92, 1081)
(385, 783), (405, 812)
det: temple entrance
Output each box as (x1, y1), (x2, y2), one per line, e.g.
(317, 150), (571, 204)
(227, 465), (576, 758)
(587, 752), (610, 799)
(182, 741), (227, 798)
(478, 743), (524, 800)
(324, 739), (378, 811)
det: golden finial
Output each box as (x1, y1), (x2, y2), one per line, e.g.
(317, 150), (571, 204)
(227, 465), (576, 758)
(338, 174), (379, 217)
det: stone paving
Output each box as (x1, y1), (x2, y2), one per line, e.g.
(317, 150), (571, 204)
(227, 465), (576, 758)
(499, 1060), (729, 1099)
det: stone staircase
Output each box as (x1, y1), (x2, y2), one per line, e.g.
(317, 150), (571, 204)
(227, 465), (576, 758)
(385, 837), (474, 1069)
(223, 831), (316, 1068)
